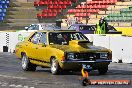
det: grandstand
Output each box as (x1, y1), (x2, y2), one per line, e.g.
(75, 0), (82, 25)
(0, 0), (9, 20)
(0, 0), (41, 30)
(66, 0), (132, 27)
(0, 0), (131, 31)
(0, 0), (10, 27)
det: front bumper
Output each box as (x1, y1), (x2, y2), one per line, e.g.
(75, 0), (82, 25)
(60, 59), (112, 70)
(61, 60), (112, 63)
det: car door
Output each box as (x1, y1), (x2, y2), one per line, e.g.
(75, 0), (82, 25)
(26, 32), (41, 59)
(34, 32), (48, 63)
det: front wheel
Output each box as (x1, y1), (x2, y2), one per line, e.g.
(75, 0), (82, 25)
(50, 58), (61, 75)
(98, 66), (108, 75)
(21, 54), (36, 71)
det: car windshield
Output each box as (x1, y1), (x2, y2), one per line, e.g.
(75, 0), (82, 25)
(107, 25), (116, 31)
(49, 32), (89, 45)
(79, 25), (95, 31)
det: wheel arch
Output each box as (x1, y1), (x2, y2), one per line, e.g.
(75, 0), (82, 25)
(50, 56), (62, 69)
(21, 52), (27, 58)
(50, 56), (56, 64)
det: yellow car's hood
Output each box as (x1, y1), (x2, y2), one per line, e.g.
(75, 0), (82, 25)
(49, 40), (109, 53)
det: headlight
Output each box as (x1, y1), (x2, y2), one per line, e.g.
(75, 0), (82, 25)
(100, 53), (108, 58)
(67, 53), (74, 60)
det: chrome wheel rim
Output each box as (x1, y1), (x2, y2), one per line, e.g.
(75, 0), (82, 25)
(22, 55), (28, 69)
(51, 59), (57, 72)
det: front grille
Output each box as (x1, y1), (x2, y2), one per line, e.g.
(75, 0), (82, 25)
(74, 52), (100, 61)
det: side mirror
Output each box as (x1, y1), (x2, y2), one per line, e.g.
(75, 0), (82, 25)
(38, 43), (46, 47)
(25, 27), (28, 30)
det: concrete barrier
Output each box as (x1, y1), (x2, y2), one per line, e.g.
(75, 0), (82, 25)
(0, 32), (7, 52)
(0, 32), (132, 63)
(0, 31), (31, 53)
(8, 32), (31, 53)
(92, 35), (132, 63)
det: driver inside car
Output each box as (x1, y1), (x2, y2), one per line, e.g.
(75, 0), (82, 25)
(57, 34), (67, 45)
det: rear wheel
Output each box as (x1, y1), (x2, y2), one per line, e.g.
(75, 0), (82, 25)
(98, 66), (108, 75)
(50, 58), (61, 75)
(21, 54), (36, 71)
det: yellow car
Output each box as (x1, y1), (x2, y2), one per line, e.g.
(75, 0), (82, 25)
(15, 30), (112, 75)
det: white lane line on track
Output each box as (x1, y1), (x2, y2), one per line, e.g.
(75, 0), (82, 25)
(0, 74), (35, 88)
(0, 74), (27, 79)
(1, 82), (7, 87)
(0, 82), (35, 88)
(4, 83), (35, 88)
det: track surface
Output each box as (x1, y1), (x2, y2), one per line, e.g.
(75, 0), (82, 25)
(0, 52), (132, 88)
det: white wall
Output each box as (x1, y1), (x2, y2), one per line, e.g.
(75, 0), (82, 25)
(0, 32), (132, 63)
(0, 32), (31, 53)
(0, 32), (7, 52)
(92, 35), (132, 63)
(93, 35), (110, 49)
(8, 32), (31, 53)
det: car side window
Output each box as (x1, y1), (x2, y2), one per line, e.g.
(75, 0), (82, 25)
(69, 25), (75, 30)
(31, 32), (41, 44)
(28, 25), (39, 30)
(34, 25), (39, 30)
(79, 26), (83, 30)
(39, 32), (47, 44)
(28, 25), (34, 30)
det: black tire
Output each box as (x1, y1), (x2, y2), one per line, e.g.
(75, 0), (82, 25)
(21, 54), (36, 71)
(98, 66), (108, 75)
(50, 57), (61, 75)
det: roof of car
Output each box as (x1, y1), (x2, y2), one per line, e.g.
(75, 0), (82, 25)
(33, 23), (56, 25)
(25, 29), (80, 41)
(35, 29), (78, 32)
(71, 23), (95, 26)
